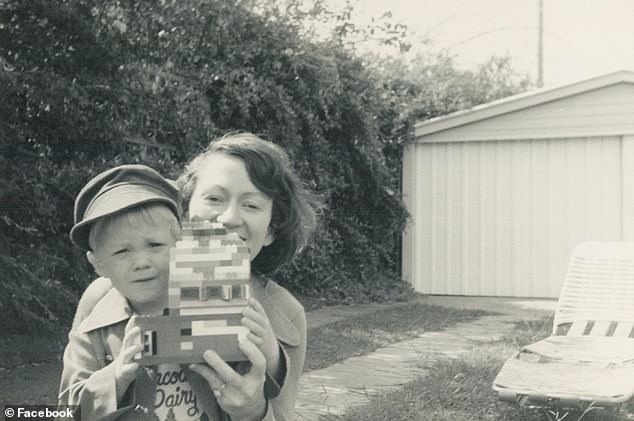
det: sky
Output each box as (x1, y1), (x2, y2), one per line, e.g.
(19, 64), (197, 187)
(351, 0), (634, 87)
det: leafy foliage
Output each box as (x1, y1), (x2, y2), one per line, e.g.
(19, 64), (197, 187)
(0, 0), (528, 332)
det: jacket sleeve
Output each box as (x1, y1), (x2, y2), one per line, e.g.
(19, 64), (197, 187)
(57, 329), (129, 420)
(264, 307), (307, 421)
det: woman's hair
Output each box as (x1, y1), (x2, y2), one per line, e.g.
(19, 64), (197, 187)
(88, 202), (180, 251)
(177, 132), (320, 274)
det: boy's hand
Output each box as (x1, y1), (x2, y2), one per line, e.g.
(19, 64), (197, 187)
(114, 316), (143, 401)
(241, 298), (281, 378)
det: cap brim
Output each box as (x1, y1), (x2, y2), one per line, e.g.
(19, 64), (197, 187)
(70, 184), (179, 251)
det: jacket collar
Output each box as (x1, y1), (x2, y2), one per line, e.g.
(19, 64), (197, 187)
(77, 287), (132, 333)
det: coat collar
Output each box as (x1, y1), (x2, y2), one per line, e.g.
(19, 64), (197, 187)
(77, 287), (132, 333)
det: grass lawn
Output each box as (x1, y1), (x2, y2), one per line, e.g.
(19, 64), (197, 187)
(335, 318), (634, 421)
(305, 302), (490, 371)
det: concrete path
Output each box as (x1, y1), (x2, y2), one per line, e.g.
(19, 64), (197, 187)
(295, 296), (556, 420)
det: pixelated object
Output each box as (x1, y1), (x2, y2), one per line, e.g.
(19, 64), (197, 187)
(135, 220), (250, 364)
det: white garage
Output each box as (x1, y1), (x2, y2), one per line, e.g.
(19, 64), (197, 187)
(402, 70), (634, 298)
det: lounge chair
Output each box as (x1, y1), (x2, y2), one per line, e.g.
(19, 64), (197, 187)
(492, 241), (634, 420)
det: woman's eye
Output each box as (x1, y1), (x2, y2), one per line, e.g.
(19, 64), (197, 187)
(243, 203), (260, 210)
(112, 249), (128, 256)
(204, 195), (224, 204)
(150, 242), (165, 248)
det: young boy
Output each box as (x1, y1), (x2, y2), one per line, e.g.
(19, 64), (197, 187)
(58, 165), (217, 420)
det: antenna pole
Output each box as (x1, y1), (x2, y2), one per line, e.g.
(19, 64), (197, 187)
(537, 0), (544, 87)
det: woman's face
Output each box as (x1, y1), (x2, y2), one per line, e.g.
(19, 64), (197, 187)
(188, 153), (275, 260)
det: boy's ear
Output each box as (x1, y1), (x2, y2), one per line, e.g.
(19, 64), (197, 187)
(263, 227), (276, 247)
(86, 251), (106, 277)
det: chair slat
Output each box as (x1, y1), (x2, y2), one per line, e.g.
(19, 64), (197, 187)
(588, 321), (611, 336)
(613, 322), (634, 338)
(566, 321), (588, 336)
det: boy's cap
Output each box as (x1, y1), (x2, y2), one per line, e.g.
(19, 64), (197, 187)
(70, 164), (180, 251)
